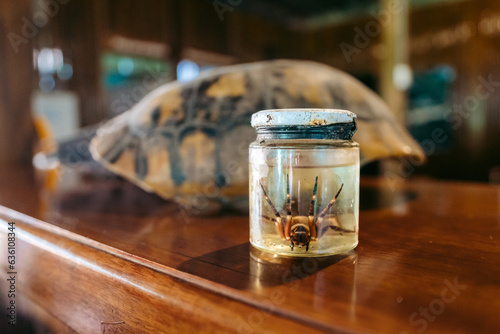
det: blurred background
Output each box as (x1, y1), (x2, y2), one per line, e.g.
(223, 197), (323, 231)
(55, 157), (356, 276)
(1, 0), (499, 182)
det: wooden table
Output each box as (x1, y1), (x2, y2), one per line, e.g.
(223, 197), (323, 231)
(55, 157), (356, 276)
(0, 163), (499, 333)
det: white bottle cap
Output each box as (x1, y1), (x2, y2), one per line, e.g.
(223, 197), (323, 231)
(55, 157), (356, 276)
(251, 109), (356, 127)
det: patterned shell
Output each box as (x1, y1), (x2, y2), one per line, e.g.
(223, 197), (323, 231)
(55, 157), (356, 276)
(90, 60), (425, 208)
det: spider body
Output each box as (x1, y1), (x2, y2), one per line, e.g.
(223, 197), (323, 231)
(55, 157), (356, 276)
(260, 175), (344, 251)
(289, 220), (311, 250)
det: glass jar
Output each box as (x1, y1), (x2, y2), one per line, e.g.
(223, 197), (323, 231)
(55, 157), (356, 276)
(249, 109), (359, 257)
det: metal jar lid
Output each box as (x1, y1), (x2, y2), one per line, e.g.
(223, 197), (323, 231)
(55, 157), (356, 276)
(251, 108), (357, 128)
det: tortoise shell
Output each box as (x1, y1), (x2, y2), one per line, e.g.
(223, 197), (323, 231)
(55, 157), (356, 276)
(90, 60), (424, 210)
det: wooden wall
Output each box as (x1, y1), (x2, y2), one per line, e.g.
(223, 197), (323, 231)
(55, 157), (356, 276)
(47, 0), (307, 127)
(0, 0), (34, 163)
(296, 0), (500, 180)
(2, 0), (499, 179)
(408, 0), (500, 180)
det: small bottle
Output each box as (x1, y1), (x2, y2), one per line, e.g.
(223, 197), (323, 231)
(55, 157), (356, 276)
(249, 109), (359, 257)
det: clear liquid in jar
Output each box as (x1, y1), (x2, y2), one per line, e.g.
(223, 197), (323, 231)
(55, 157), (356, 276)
(249, 146), (359, 257)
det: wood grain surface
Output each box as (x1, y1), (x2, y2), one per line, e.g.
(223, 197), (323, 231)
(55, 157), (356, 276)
(0, 163), (499, 333)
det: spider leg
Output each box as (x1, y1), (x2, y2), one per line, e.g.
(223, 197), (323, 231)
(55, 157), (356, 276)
(260, 215), (276, 222)
(318, 216), (355, 236)
(260, 181), (286, 240)
(308, 176), (318, 240)
(321, 224), (356, 235)
(284, 174), (292, 240)
(316, 184), (344, 237)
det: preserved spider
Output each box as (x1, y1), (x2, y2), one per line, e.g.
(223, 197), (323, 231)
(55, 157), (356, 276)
(259, 174), (345, 251)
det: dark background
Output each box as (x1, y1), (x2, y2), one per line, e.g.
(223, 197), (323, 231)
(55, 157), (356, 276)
(1, 0), (499, 182)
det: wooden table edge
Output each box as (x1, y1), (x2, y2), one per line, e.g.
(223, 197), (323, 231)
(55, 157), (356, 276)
(0, 205), (351, 333)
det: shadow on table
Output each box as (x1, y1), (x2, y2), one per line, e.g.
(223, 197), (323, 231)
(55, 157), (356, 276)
(178, 242), (355, 289)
